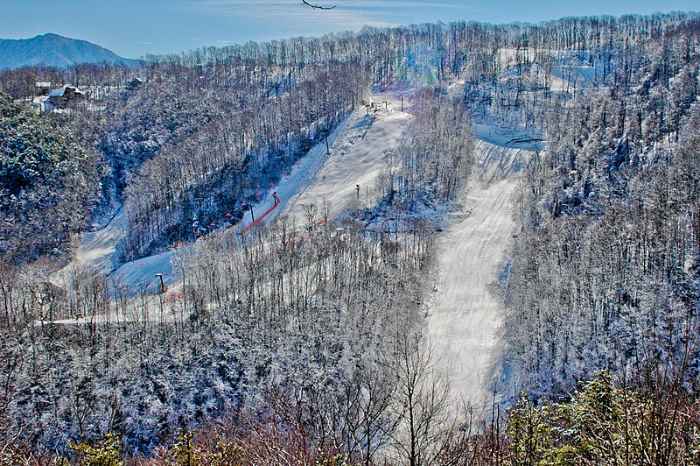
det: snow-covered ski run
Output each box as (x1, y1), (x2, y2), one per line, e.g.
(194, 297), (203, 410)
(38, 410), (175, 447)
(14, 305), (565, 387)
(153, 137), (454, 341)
(425, 139), (532, 413)
(46, 85), (532, 414)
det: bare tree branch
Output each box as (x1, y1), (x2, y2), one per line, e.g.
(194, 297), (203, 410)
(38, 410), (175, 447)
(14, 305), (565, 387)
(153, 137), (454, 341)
(302, 0), (336, 10)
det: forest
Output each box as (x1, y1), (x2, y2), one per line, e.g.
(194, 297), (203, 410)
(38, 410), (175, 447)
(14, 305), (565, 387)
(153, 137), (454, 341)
(0, 11), (699, 465)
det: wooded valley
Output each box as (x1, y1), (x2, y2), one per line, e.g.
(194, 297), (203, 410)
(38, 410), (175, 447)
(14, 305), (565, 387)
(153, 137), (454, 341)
(0, 11), (699, 465)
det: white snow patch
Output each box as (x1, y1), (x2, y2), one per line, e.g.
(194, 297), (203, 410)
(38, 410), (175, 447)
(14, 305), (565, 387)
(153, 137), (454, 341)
(53, 114), (356, 300)
(51, 206), (127, 289)
(108, 250), (176, 296)
(472, 120), (544, 152)
(283, 94), (413, 225)
(239, 115), (352, 230)
(425, 122), (536, 413)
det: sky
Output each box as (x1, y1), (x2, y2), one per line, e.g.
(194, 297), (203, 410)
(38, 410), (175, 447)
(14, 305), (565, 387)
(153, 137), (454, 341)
(1, 0), (698, 58)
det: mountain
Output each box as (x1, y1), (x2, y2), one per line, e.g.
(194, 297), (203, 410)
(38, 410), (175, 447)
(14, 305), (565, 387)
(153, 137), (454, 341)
(0, 33), (140, 70)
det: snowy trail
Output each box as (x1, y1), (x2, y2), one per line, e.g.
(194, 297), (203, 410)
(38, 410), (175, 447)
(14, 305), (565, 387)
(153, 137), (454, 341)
(426, 138), (530, 412)
(283, 94), (412, 224)
(54, 87), (410, 301)
(73, 208), (128, 275)
(51, 206), (127, 287)
(51, 115), (353, 298)
(240, 116), (351, 229)
(102, 93), (411, 299)
(49, 93), (401, 318)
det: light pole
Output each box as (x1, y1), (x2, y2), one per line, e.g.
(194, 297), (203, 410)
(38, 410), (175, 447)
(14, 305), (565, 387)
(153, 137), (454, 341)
(155, 273), (165, 326)
(155, 273), (165, 294)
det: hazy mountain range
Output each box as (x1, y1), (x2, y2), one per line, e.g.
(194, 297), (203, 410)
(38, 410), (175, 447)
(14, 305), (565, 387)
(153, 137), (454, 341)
(0, 33), (139, 70)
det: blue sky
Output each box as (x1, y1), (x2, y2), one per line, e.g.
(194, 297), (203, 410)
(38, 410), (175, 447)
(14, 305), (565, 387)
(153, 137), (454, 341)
(2, 0), (698, 58)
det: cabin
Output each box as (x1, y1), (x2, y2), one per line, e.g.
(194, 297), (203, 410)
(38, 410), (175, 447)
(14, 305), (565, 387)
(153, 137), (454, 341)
(127, 77), (144, 91)
(31, 95), (53, 113)
(30, 85), (86, 113)
(47, 85), (85, 109)
(35, 81), (52, 96)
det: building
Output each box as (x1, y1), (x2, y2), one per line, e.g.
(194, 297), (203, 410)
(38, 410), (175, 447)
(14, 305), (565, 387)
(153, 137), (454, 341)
(47, 85), (85, 108)
(126, 77), (144, 91)
(35, 81), (52, 96)
(30, 85), (85, 113)
(31, 95), (53, 113)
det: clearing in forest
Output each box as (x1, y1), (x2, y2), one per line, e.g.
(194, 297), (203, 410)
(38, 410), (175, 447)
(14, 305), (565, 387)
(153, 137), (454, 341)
(426, 138), (532, 412)
(282, 92), (413, 224)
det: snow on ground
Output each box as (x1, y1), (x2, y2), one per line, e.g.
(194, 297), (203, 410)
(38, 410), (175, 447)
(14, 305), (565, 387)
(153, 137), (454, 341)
(493, 47), (599, 97)
(496, 47), (541, 68)
(52, 115), (354, 301)
(108, 249), (176, 295)
(49, 99), (392, 325)
(240, 116), (352, 230)
(52, 206), (127, 284)
(447, 79), (466, 99)
(547, 70), (573, 93)
(425, 129), (532, 414)
(108, 115), (353, 293)
(472, 139), (531, 182)
(283, 94), (412, 225)
(472, 120), (544, 152)
(50, 213), (179, 298)
(41, 295), (184, 326)
(552, 62), (597, 89)
(50, 88), (414, 326)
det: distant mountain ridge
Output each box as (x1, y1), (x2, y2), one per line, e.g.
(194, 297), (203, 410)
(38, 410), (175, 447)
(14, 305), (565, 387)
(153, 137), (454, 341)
(0, 33), (140, 70)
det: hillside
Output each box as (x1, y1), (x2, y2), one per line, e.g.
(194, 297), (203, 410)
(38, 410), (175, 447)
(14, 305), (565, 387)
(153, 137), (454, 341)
(0, 12), (699, 465)
(0, 33), (138, 70)
(0, 92), (101, 263)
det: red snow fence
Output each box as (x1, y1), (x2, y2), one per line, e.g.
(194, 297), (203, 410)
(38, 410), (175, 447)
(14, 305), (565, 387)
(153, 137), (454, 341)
(241, 192), (281, 234)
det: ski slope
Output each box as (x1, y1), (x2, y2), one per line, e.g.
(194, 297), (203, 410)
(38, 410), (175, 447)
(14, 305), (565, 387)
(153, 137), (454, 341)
(52, 86), (529, 415)
(51, 114), (353, 298)
(239, 116), (351, 229)
(283, 93), (412, 225)
(51, 206), (127, 286)
(47, 90), (413, 326)
(54, 86), (411, 300)
(105, 115), (353, 294)
(426, 135), (532, 413)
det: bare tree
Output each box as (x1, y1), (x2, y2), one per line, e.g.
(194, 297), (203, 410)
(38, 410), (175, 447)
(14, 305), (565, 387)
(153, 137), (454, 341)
(302, 0), (336, 10)
(390, 332), (459, 466)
